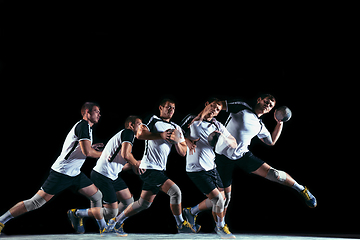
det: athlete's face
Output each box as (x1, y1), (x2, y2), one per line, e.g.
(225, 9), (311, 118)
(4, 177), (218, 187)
(159, 102), (175, 120)
(132, 118), (142, 135)
(256, 97), (275, 115)
(88, 106), (101, 124)
(204, 102), (222, 120)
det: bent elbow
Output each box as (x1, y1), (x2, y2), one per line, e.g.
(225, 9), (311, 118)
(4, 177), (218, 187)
(122, 152), (133, 162)
(121, 152), (128, 160)
(82, 150), (91, 157)
(137, 135), (146, 140)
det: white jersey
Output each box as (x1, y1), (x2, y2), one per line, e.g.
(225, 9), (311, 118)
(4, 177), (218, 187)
(139, 115), (185, 171)
(51, 119), (93, 177)
(181, 115), (231, 172)
(215, 100), (271, 160)
(93, 129), (135, 180)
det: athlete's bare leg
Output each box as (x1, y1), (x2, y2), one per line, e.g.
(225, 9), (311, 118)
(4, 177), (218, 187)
(9, 190), (53, 218)
(160, 179), (181, 215)
(78, 184), (103, 220)
(87, 188), (133, 218)
(115, 189), (133, 203)
(252, 162), (295, 187)
(123, 190), (156, 218)
(207, 188), (225, 224)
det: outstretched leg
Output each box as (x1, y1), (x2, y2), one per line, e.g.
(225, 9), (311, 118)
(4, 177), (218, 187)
(0, 190), (53, 234)
(10, 190), (53, 218)
(252, 163), (296, 187)
(252, 163), (317, 208)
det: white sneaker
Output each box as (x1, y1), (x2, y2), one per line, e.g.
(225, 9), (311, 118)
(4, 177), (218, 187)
(215, 224), (236, 239)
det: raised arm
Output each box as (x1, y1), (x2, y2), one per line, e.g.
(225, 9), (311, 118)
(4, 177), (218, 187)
(189, 99), (249, 126)
(260, 113), (284, 146)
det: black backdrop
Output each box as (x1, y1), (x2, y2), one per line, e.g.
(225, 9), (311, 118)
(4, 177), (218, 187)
(1, 5), (356, 237)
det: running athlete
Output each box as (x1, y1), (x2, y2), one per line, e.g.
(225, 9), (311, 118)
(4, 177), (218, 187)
(181, 99), (237, 239)
(107, 99), (194, 234)
(0, 102), (106, 235)
(193, 95), (317, 231)
(67, 115), (144, 236)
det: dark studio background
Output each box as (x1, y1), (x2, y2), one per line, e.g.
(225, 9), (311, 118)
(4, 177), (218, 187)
(1, 3), (356, 237)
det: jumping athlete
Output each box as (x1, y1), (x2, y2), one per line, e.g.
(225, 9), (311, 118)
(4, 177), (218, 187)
(67, 115), (144, 236)
(193, 94), (317, 233)
(106, 99), (194, 234)
(181, 99), (237, 239)
(0, 102), (105, 235)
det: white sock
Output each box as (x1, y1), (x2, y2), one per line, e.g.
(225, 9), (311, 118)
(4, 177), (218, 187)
(190, 205), (200, 216)
(216, 215), (225, 228)
(75, 209), (89, 218)
(96, 218), (107, 230)
(292, 182), (305, 192)
(116, 211), (128, 225)
(173, 214), (184, 226)
(0, 211), (14, 224)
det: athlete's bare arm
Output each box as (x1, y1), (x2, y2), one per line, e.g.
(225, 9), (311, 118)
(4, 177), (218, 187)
(79, 140), (102, 158)
(185, 137), (198, 155)
(174, 141), (187, 157)
(220, 132), (237, 148)
(136, 124), (172, 141)
(121, 142), (145, 175)
(189, 100), (228, 127)
(260, 113), (283, 146)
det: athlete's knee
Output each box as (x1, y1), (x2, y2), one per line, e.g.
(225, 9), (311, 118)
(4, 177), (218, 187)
(88, 190), (103, 208)
(23, 194), (47, 212)
(166, 184), (182, 205)
(131, 197), (152, 213)
(265, 167), (287, 183)
(210, 193), (225, 213)
(117, 196), (134, 213)
(120, 197), (134, 209)
(103, 207), (118, 220)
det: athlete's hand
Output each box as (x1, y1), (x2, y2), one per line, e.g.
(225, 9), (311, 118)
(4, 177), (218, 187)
(185, 138), (198, 155)
(167, 129), (182, 144)
(189, 103), (216, 127)
(133, 161), (146, 175)
(274, 111), (284, 125)
(160, 129), (174, 141)
(92, 143), (104, 151)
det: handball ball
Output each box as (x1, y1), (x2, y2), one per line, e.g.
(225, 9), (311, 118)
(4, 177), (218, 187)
(274, 106), (292, 122)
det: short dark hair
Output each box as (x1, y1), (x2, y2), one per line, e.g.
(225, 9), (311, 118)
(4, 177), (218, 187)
(81, 102), (100, 116)
(124, 115), (141, 128)
(207, 97), (221, 104)
(159, 98), (175, 107)
(258, 93), (276, 103)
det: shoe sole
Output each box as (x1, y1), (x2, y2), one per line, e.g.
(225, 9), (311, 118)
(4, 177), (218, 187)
(116, 233), (128, 237)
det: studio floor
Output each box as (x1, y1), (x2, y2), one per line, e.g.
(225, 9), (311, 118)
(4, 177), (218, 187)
(0, 233), (358, 240)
